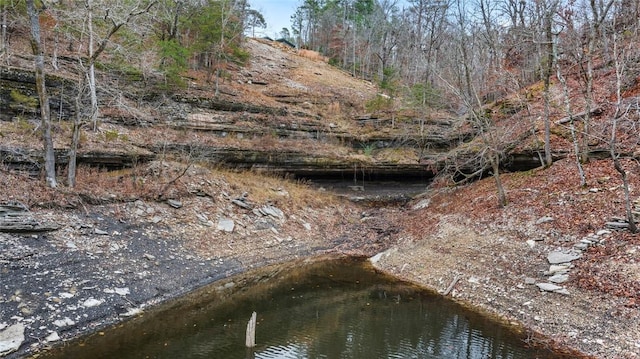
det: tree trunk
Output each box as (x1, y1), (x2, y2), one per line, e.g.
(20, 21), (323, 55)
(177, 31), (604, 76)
(87, 0), (99, 131)
(1, 3), (7, 63)
(555, 35), (586, 186)
(68, 74), (85, 187)
(610, 111), (637, 233)
(610, 28), (637, 233)
(581, 34), (594, 164)
(491, 154), (507, 207)
(88, 62), (98, 130)
(542, 87), (552, 166)
(541, 5), (555, 167)
(611, 150), (637, 233)
(27, 0), (57, 188)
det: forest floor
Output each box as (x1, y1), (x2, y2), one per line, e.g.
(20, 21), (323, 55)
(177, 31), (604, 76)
(1, 38), (639, 358)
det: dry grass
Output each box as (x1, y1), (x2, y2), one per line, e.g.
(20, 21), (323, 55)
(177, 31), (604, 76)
(213, 167), (342, 210)
(297, 49), (329, 63)
(0, 158), (342, 215)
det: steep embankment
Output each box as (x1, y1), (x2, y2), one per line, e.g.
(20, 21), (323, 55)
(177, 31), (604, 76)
(0, 39), (462, 184)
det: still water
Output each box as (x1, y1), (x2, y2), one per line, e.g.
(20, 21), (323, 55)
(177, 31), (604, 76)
(40, 259), (569, 359)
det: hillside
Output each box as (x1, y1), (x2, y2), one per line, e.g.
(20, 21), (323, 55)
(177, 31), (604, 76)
(0, 36), (639, 359)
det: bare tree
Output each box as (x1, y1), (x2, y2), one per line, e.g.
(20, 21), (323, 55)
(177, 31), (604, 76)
(434, 4), (511, 207)
(554, 36), (587, 187)
(26, 0), (57, 188)
(582, 0), (615, 157)
(83, 0), (156, 131)
(609, 13), (637, 233)
(68, 70), (88, 187)
(558, 0), (615, 163)
(538, 0), (559, 167)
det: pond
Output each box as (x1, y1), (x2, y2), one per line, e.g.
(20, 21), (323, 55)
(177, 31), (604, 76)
(38, 259), (571, 359)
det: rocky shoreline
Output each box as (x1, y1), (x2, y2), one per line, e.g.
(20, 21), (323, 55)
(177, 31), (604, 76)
(0, 205), (247, 357)
(1, 162), (639, 359)
(2, 195), (640, 358)
(0, 202), (634, 359)
(0, 186), (394, 358)
(1, 171), (640, 359)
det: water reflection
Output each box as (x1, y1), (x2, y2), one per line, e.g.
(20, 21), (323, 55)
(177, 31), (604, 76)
(39, 259), (568, 359)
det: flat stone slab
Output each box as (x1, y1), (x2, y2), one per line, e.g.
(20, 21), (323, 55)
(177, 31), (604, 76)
(259, 205), (284, 220)
(537, 282), (564, 292)
(605, 221), (629, 230)
(0, 323), (25, 355)
(231, 199), (252, 209)
(548, 251), (582, 264)
(547, 264), (571, 273)
(548, 274), (569, 284)
(0, 202), (59, 233)
(166, 199), (183, 209)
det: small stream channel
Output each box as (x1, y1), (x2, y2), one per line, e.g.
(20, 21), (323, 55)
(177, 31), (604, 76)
(38, 259), (570, 359)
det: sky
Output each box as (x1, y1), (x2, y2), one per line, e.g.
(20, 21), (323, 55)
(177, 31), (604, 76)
(248, 0), (298, 39)
(247, 0), (412, 39)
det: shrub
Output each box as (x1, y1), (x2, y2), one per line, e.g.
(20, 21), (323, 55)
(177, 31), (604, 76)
(231, 46), (250, 64)
(158, 39), (190, 88)
(408, 83), (443, 109)
(361, 143), (375, 156)
(10, 90), (38, 109)
(365, 94), (393, 112)
(104, 130), (120, 141)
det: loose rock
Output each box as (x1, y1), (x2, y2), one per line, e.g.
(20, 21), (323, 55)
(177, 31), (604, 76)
(412, 199), (430, 210)
(143, 253), (156, 261)
(53, 318), (75, 327)
(82, 298), (103, 308)
(547, 251), (582, 264)
(536, 282), (564, 292)
(167, 199), (183, 209)
(259, 205), (285, 221)
(45, 332), (60, 343)
(536, 216), (554, 225)
(231, 199), (252, 209)
(94, 228), (109, 235)
(217, 218), (235, 233)
(0, 323), (25, 355)
(548, 274), (569, 284)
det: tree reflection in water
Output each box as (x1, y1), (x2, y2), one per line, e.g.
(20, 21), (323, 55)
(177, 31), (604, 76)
(40, 259), (569, 359)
